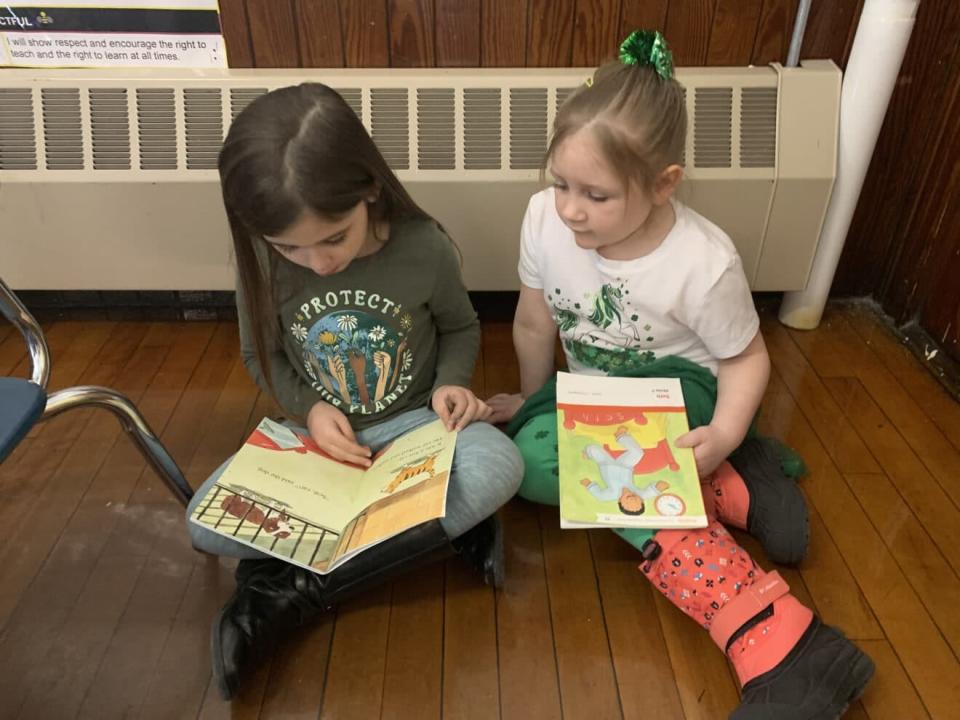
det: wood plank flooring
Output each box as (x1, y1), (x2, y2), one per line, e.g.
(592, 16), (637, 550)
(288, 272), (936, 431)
(0, 303), (956, 719)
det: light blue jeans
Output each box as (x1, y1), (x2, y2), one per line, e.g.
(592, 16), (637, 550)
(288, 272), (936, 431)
(186, 407), (524, 559)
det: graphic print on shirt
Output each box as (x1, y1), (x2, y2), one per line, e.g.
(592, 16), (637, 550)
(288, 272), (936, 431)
(290, 290), (414, 416)
(547, 281), (658, 373)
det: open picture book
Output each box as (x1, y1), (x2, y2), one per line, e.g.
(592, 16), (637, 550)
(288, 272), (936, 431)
(189, 418), (456, 574)
(557, 372), (708, 530)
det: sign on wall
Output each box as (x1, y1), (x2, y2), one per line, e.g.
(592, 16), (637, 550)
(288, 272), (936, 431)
(0, 1), (227, 68)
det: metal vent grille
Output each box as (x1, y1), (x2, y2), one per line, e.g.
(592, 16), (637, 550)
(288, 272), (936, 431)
(694, 87), (732, 169)
(89, 88), (130, 170)
(2, 72), (787, 179)
(371, 88), (409, 170)
(136, 88), (177, 170)
(417, 88), (455, 170)
(230, 88), (267, 120)
(555, 86), (576, 112)
(463, 88), (500, 170)
(0, 88), (37, 170)
(509, 88), (547, 170)
(740, 87), (777, 168)
(41, 88), (83, 170)
(183, 88), (222, 170)
(336, 88), (362, 120)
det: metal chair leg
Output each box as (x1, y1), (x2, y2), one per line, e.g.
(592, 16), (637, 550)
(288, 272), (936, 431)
(43, 386), (193, 506)
(0, 277), (50, 388)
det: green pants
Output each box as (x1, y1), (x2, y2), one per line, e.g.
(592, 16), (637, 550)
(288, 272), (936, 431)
(514, 412), (655, 549)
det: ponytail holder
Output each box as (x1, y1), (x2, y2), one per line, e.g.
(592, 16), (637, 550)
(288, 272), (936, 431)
(618, 29), (674, 80)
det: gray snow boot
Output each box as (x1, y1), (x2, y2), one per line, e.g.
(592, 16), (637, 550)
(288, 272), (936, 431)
(729, 437), (810, 566)
(731, 616), (875, 719)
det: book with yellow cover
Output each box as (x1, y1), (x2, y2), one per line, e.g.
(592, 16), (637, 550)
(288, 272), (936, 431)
(189, 418), (456, 573)
(557, 372), (707, 530)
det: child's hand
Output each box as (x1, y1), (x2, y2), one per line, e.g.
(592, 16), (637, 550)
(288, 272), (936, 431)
(306, 401), (372, 467)
(432, 386), (492, 431)
(486, 393), (524, 424)
(675, 423), (738, 477)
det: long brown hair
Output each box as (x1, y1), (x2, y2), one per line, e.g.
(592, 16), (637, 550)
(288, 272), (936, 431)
(545, 60), (686, 193)
(219, 83), (432, 398)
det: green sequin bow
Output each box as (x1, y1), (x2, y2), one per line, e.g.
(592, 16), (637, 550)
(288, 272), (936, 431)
(619, 29), (674, 80)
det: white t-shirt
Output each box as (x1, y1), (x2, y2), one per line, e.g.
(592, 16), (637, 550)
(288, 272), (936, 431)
(518, 187), (759, 376)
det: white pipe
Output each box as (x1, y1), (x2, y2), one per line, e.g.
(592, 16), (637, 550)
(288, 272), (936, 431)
(779, 0), (919, 329)
(786, 0), (813, 67)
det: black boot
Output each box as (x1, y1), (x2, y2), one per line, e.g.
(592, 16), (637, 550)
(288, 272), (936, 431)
(452, 514), (505, 588)
(732, 617), (875, 719)
(729, 437), (810, 566)
(212, 519), (452, 700)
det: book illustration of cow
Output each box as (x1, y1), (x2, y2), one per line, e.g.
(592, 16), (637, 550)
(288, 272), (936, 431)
(220, 494), (296, 539)
(382, 453), (438, 494)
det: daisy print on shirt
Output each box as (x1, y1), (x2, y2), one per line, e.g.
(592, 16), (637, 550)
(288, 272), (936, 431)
(289, 289), (415, 415)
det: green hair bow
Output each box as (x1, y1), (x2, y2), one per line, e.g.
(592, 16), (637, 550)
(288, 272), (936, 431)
(619, 29), (674, 80)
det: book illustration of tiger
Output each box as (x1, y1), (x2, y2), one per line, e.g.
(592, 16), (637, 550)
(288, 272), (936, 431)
(382, 453), (438, 494)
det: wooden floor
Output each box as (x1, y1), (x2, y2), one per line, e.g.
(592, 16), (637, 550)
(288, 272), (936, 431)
(1, 302), (959, 719)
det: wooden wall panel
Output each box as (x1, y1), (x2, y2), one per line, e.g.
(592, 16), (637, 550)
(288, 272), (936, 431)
(481, 0), (527, 66)
(918, 111), (960, 354)
(527, 0), (576, 67)
(295, 0), (345, 67)
(800, 0), (862, 64)
(436, 0), (481, 67)
(572, 0), (622, 67)
(218, 0), (253, 68)
(707, 0), (762, 66)
(246, 0), (300, 68)
(751, 0), (798, 66)
(664, 0), (716, 67)
(228, 0), (865, 72)
(389, 0), (435, 67)
(619, 0), (669, 37)
(341, 0), (390, 66)
(880, 11), (960, 343)
(834, 2), (959, 299)
(880, 57), (960, 320)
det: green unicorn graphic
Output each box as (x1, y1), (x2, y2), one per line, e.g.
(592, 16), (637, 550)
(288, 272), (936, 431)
(588, 284), (624, 330)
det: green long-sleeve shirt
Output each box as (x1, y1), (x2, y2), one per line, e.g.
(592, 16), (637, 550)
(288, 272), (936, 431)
(238, 219), (480, 431)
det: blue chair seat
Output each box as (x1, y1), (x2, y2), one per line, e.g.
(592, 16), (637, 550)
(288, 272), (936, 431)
(0, 377), (47, 463)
